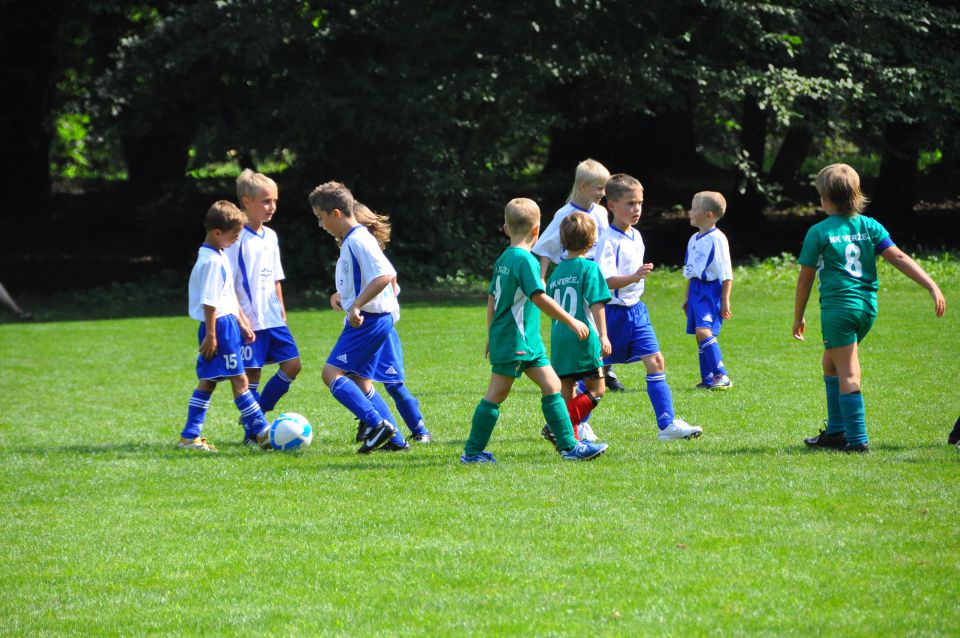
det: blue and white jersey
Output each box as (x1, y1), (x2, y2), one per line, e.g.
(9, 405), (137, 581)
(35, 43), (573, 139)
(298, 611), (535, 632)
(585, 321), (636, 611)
(533, 201), (609, 264)
(336, 225), (399, 320)
(595, 224), (646, 307)
(188, 244), (239, 321)
(683, 228), (733, 282)
(225, 225), (286, 331)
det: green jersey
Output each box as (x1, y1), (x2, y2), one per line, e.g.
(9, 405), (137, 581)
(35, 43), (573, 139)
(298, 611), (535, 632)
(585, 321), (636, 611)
(547, 257), (611, 375)
(798, 213), (893, 315)
(487, 247), (546, 365)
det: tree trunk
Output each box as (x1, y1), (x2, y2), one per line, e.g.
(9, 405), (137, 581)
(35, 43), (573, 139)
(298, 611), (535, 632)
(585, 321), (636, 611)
(769, 123), (814, 191)
(729, 93), (768, 234)
(872, 120), (920, 233)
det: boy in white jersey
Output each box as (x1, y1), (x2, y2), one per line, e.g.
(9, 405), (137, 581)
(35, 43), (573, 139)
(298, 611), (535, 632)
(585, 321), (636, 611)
(596, 174), (703, 441)
(226, 170), (302, 446)
(533, 158), (625, 392)
(682, 191), (733, 390)
(179, 201), (270, 452)
(309, 181), (407, 454)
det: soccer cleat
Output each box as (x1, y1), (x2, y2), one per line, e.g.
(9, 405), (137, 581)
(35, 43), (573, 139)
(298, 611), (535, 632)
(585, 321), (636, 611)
(657, 419), (703, 441)
(803, 428), (847, 450)
(561, 439), (608, 461)
(540, 424), (560, 452)
(577, 421), (599, 442)
(460, 451), (497, 464)
(948, 417), (960, 445)
(357, 420), (397, 454)
(355, 420), (365, 443)
(843, 443), (870, 454)
(409, 429), (432, 443)
(606, 373), (626, 392)
(707, 374), (733, 390)
(379, 440), (411, 452)
(177, 437), (217, 452)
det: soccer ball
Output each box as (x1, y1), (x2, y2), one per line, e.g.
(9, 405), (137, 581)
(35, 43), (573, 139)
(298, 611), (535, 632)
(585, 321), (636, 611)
(269, 412), (313, 451)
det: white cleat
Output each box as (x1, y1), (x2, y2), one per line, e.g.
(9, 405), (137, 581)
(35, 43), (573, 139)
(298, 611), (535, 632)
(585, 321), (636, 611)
(657, 418), (703, 441)
(577, 421), (599, 442)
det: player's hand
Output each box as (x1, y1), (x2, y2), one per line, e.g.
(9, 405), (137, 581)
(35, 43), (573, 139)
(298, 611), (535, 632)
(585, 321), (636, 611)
(571, 319), (590, 341)
(330, 292), (343, 311)
(242, 325), (256, 344)
(600, 335), (612, 357)
(634, 263), (654, 281)
(348, 306), (364, 328)
(932, 289), (946, 317)
(200, 335), (217, 359)
(721, 301), (732, 320)
(792, 318), (805, 341)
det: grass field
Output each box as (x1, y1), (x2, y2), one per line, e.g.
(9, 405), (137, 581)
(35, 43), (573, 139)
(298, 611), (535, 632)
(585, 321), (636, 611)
(1, 258), (958, 636)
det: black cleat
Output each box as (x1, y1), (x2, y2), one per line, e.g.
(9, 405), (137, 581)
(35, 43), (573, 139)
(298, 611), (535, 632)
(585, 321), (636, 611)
(843, 443), (870, 454)
(378, 440), (410, 452)
(804, 429), (847, 450)
(948, 417), (960, 445)
(606, 374), (626, 392)
(357, 420), (397, 454)
(540, 424), (560, 452)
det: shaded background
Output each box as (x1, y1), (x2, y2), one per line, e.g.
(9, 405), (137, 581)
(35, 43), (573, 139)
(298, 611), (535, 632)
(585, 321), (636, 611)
(2, 0), (958, 301)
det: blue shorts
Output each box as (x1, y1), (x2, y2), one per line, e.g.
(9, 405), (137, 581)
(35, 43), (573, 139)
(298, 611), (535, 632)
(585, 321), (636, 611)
(326, 312), (394, 380)
(370, 328), (406, 383)
(604, 301), (661, 365)
(241, 325), (300, 369)
(196, 315), (246, 381)
(686, 278), (723, 335)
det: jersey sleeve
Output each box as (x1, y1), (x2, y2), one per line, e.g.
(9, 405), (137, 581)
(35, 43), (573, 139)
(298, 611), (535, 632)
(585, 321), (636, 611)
(532, 213), (564, 263)
(798, 226), (822, 268)
(595, 232), (619, 279)
(867, 217), (894, 253)
(355, 235), (397, 282)
(516, 253), (546, 298)
(715, 232), (733, 281)
(198, 258), (223, 308)
(583, 261), (612, 305)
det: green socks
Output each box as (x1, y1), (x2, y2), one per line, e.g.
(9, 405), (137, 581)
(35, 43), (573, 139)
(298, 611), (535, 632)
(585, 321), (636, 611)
(465, 398), (500, 456)
(542, 393), (577, 452)
(824, 375), (843, 435)
(839, 392), (867, 446)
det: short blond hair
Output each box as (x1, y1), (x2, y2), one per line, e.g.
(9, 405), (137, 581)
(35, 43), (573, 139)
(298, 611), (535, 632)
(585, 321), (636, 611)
(308, 181), (355, 216)
(567, 158), (610, 202)
(560, 211), (597, 253)
(693, 191), (727, 219)
(604, 173), (643, 203)
(205, 200), (245, 232)
(236, 168), (277, 203)
(504, 198), (540, 236)
(815, 163), (868, 215)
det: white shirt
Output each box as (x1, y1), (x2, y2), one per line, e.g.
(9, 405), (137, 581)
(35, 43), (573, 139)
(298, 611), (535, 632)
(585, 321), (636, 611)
(595, 224), (646, 306)
(225, 225), (286, 331)
(188, 244), (239, 321)
(337, 225), (399, 320)
(683, 228), (733, 282)
(533, 202), (609, 264)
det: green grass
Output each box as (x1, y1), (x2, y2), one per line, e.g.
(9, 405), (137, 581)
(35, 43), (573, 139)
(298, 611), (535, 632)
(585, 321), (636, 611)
(1, 260), (958, 636)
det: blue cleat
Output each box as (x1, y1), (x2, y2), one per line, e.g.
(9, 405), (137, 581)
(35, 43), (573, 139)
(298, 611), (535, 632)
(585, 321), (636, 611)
(561, 439), (608, 461)
(460, 451), (497, 464)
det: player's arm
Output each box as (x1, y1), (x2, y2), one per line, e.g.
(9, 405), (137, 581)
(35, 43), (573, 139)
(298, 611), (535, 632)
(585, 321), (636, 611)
(531, 291), (589, 340)
(606, 263), (654, 291)
(484, 294), (494, 358)
(881, 246), (946, 317)
(275, 281), (287, 322)
(348, 274), (393, 327)
(721, 278), (733, 319)
(538, 255), (552, 285)
(200, 305), (217, 359)
(590, 302), (611, 357)
(792, 265), (816, 340)
(682, 278), (691, 314)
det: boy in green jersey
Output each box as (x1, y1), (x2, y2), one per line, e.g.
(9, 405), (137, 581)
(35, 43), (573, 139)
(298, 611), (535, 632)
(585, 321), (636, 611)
(544, 211), (612, 446)
(793, 163), (946, 453)
(462, 198), (609, 463)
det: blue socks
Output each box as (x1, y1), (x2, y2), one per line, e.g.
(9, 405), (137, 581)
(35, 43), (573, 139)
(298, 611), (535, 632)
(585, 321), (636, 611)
(698, 336), (726, 383)
(365, 387), (406, 446)
(330, 376), (384, 428)
(247, 382), (261, 405)
(235, 390), (268, 436)
(259, 370), (293, 413)
(646, 373), (674, 429)
(839, 392), (867, 446)
(824, 376), (843, 435)
(181, 390), (212, 439)
(385, 381), (428, 436)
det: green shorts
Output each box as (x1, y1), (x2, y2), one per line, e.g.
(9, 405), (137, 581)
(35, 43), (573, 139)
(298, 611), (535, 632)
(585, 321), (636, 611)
(491, 354), (551, 378)
(820, 307), (876, 349)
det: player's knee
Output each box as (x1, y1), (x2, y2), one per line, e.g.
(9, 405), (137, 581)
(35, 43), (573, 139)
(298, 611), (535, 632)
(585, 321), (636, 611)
(230, 375), (249, 396)
(321, 364), (342, 387)
(642, 353), (665, 373)
(695, 328), (712, 342)
(282, 358), (302, 378)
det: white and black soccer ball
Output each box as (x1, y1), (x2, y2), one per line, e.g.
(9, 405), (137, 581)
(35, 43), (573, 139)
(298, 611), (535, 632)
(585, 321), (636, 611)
(269, 412), (313, 451)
